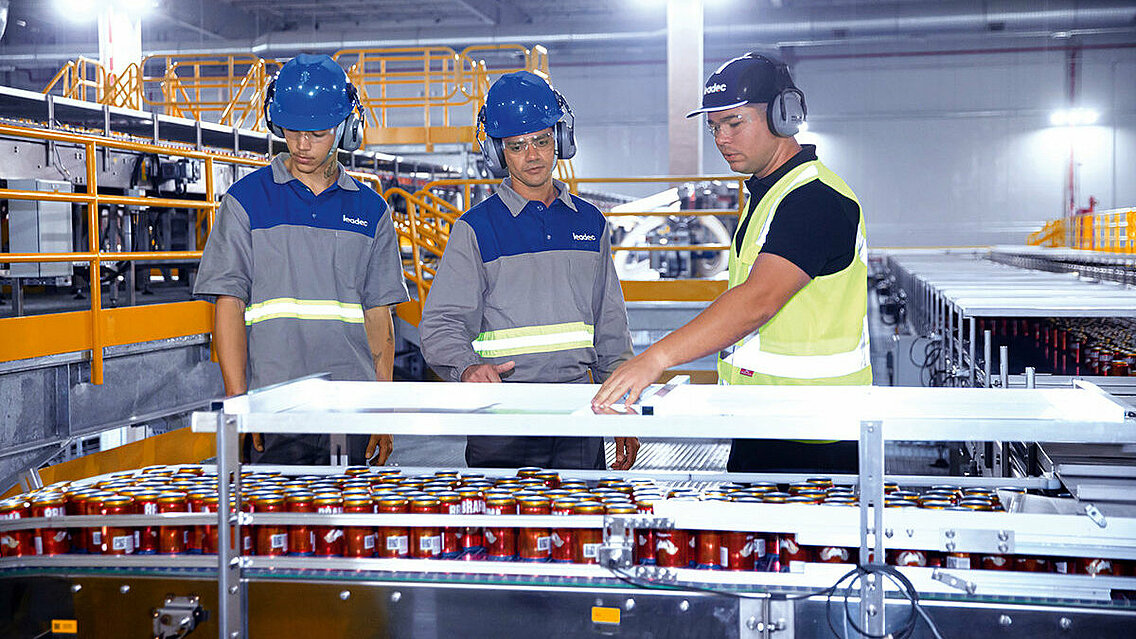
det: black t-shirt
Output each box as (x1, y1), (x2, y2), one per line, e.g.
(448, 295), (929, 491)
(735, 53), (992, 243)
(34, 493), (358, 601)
(735, 145), (859, 278)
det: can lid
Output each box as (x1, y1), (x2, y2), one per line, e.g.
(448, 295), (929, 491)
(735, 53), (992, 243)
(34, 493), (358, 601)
(104, 495), (134, 506)
(157, 491), (188, 502)
(606, 504), (636, 514)
(573, 501), (604, 514)
(31, 492), (67, 506)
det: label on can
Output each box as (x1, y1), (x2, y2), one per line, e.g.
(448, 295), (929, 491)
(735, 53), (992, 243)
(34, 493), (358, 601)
(387, 535), (408, 554)
(484, 529), (497, 544)
(583, 542), (601, 559)
(946, 554), (971, 570)
(536, 536), (551, 552)
(364, 535), (375, 550)
(34, 537), (43, 555)
(720, 546), (728, 567)
(91, 531), (102, 545)
(420, 535), (441, 554)
(551, 532), (566, 548)
(112, 535), (134, 553)
(752, 539), (765, 557)
(323, 529), (344, 544)
(270, 533), (287, 550)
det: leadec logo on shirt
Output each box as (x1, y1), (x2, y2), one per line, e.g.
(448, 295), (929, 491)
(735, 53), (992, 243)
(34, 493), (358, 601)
(343, 215), (368, 228)
(572, 233), (596, 241)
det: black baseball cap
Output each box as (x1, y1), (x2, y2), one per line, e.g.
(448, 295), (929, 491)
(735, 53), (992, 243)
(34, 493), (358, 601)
(686, 53), (791, 118)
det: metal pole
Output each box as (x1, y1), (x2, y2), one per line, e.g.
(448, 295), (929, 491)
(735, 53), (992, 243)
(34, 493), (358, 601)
(1025, 367), (1036, 389)
(858, 420), (885, 636)
(999, 346), (1009, 389)
(217, 413), (243, 638)
(983, 329), (993, 388)
(968, 316), (976, 387)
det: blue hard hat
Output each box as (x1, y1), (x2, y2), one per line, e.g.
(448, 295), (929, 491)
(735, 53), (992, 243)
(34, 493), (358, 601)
(268, 54), (354, 131)
(482, 71), (563, 138)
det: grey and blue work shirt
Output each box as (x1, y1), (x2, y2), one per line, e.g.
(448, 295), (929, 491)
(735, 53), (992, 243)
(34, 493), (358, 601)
(193, 154), (409, 389)
(420, 178), (632, 383)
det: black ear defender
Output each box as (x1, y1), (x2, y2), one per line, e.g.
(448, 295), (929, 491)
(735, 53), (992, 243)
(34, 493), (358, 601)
(747, 53), (807, 138)
(263, 71), (285, 138)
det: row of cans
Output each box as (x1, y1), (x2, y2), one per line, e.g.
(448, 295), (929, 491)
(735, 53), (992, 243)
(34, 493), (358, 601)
(980, 317), (1136, 377)
(0, 466), (1129, 576)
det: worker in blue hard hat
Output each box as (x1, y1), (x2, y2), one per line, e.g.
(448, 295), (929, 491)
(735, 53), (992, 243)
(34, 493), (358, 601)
(194, 54), (408, 466)
(420, 71), (639, 471)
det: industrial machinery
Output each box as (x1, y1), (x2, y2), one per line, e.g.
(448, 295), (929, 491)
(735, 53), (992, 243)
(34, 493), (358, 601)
(2, 378), (1134, 638)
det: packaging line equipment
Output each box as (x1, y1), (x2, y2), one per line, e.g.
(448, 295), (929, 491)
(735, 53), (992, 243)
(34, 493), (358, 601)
(3, 378), (1135, 638)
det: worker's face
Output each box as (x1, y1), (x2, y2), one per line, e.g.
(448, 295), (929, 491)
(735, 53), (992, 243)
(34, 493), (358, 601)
(707, 104), (779, 176)
(502, 127), (556, 190)
(283, 127), (337, 175)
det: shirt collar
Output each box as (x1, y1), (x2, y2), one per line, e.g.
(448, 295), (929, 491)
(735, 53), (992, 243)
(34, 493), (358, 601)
(497, 177), (578, 217)
(745, 144), (817, 200)
(270, 153), (359, 192)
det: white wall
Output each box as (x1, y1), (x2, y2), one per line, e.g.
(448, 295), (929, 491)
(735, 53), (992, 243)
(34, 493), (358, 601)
(551, 45), (1136, 247)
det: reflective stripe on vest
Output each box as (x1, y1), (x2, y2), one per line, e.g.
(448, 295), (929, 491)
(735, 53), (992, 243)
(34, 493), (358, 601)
(244, 298), (365, 325)
(720, 315), (871, 379)
(472, 321), (595, 358)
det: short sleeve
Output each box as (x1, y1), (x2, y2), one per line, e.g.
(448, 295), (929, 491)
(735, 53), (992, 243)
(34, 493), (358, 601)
(359, 199), (411, 309)
(758, 182), (857, 278)
(193, 194), (253, 302)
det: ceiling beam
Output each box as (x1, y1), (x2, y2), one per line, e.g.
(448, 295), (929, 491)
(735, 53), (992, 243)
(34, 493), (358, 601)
(158, 0), (275, 41)
(452, 0), (531, 26)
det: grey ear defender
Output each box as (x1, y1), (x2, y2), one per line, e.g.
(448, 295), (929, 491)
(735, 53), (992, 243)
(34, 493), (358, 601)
(768, 86), (806, 138)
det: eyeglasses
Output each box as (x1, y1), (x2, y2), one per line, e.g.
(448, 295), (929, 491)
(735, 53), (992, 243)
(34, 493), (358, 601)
(503, 131), (555, 154)
(706, 114), (753, 138)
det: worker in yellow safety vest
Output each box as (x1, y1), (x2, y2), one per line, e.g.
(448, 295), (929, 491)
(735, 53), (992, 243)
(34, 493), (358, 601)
(593, 52), (871, 473)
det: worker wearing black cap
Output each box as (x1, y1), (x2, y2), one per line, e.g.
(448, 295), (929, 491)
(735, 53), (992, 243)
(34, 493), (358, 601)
(594, 52), (870, 474)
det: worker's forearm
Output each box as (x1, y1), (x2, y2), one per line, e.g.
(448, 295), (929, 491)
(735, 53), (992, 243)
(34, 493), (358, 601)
(365, 306), (396, 382)
(648, 285), (775, 369)
(213, 296), (248, 396)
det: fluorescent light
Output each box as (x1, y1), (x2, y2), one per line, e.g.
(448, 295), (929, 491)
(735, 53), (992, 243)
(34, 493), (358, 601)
(55, 0), (98, 22)
(1050, 108), (1099, 127)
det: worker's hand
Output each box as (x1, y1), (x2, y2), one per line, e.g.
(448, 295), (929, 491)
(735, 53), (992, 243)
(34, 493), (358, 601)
(239, 433), (264, 462)
(461, 361), (515, 382)
(592, 350), (667, 408)
(611, 437), (640, 471)
(366, 434), (393, 465)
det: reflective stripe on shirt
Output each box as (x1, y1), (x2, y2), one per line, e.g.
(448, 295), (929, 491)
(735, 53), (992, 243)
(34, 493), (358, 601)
(471, 321), (595, 358)
(244, 298), (365, 325)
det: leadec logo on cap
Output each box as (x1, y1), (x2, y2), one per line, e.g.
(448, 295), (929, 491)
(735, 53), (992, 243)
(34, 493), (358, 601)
(704, 83), (728, 95)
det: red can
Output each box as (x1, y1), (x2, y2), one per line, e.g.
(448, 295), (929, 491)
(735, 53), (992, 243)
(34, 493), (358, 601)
(517, 496), (552, 562)
(572, 501), (604, 564)
(817, 546), (853, 564)
(198, 494), (219, 555)
(314, 494), (345, 557)
(376, 496), (409, 558)
(127, 490), (161, 554)
(720, 531), (757, 571)
(252, 494), (288, 556)
(550, 497), (578, 564)
(485, 495), (517, 561)
(1014, 556), (1050, 572)
(285, 492), (315, 556)
(1078, 557), (1117, 576)
(31, 493), (71, 556)
(0, 498), (32, 557)
(778, 534), (812, 570)
(185, 489), (210, 554)
(157, 492), (189, 554)
(436, 492), (463, 559)
(695, 531), (721, 569)
(101, 495), (135, 556)
(634, 498), (656, 566)
(343, 495), (375, 558)
(889, 549), (930, 567)
(65, 490), (96, 554)
(458, 487), (485, 555)
(410, 496), (442, 559)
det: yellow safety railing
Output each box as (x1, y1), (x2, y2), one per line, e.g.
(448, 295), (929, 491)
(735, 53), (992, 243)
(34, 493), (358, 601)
(139, 54), (280, 129)
(1027, 208), (1136, 253)
(42, 56), (108, 104)
(47, 46), (550, 150)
